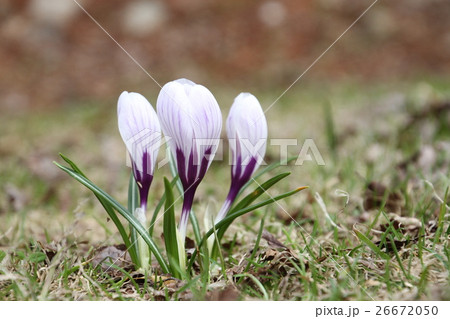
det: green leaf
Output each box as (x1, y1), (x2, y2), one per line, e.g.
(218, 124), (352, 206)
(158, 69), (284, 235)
(29, 252), (46, 264)
(433, 187), (448, 247)
(242, 211), (266, 275)
(149, 176), (179, 237)
(59, 154), (137, 265)
(0, 250), (6, 263)
(234, 273), (269, 300)
(128, 173), (140, 267)
(54, 161), (170, 273)
(231, 172), (291, 214)
(354, 229), (390, 260)
(59, 153), (87, 178)
(189, 211), (202, 245)
(238, 155), (298, 197)
(211, 172), (291, 257)
(128, 173), (139, 215)
(167, 150), (202, 245)
(163, 177), (181, 278)
(220, 186), (307, 240)
(324, 101), (337, 160)
(15, 251), (25, 260)
(217, 173), (292, 242)
(188, 186), (308, 271)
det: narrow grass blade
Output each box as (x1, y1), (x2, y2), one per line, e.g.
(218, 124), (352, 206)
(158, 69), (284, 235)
(240, 211), (266, 278)
(388, 234), (411, 280)
(55, 161), (170, 273)
(234, 273), (269, 300)
(149, 176), (179, 237)
(163, 178), (181, 278)
(433, 187), (448, 247)
(324, 101), (337, 160)
(217, 173), (293, 243)
(60, 153), (87, 178)
(211, 222), (227, 281)
(216, 186), (307, 242)
(354, 229), (390, 260)
(238, 155), (298, 197)
(188, 186), (308, 271)
(231, 172), (290, 213)
(128, 173), (139, 214)
(211, 173), (291, 257)
(59, 154), (137, 264)
(189, 212), (202, 245)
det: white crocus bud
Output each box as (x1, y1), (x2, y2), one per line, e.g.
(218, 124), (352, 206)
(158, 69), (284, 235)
(157, 78), (222, 243)
(118, 91), (161, 211)
(215, 93), (268, 223)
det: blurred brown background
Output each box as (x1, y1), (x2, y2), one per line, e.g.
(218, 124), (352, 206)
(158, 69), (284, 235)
(1, 0), (450, 111)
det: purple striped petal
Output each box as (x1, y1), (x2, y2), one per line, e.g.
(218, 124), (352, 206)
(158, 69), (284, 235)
(157, 79), (222, 240)
(216, 93), (267, 223)
(118, 91), (161, 210)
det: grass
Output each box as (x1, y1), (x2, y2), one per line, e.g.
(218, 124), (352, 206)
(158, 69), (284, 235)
(0, 79), (449, 300)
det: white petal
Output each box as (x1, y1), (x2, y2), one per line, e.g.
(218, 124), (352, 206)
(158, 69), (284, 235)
(187, 84), (222, 168)
(117, 91), (161, 174)
(157, 79), (222, 181)
(227, 93), (267, 176)
(156, 81), (194, 163)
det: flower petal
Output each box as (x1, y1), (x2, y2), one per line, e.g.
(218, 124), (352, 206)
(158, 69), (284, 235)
(118, 91), (161, 176)
(157, 80), (194, 164)
(227, 92), (267, 179)
(157, 78), (223, 240)
(157, 79), (222, 184)
(187, 83), (222, 170)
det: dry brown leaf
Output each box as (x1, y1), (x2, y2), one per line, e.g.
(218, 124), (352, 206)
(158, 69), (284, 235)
(262, 229), (288, 250)
(259, 248), (302, 276)
(358, 258), (383, 273)
(36, 240), (57, 262)
(376, 238), (415, 253)
(379, 213), (422, 236)
(185, 236), (195, 249)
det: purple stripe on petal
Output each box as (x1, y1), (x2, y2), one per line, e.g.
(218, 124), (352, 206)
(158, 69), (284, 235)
(187, 151), (197, 187)
(198, 147), (212, 180)
(176, 147), (215, 240)
(230, 156), (257, 195)
(131, 150), (154, 210)
(176, 148), (188, 188)
(231, 154), (242, 182)
(180, 188), (196, 231)
(217, 92), (267, 224)
(176, 146), (212, 192)
(239, 156), (258, 186)
(157, 79), (222, 241)
(216, 156), (258, 222)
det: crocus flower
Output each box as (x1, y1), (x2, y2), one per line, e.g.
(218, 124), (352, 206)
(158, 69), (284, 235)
(215, 93), (268, 223)
(118, 91), (161, 212)
(157, 79), (222, 241)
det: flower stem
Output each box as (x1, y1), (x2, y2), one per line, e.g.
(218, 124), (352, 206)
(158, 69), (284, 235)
(134, 206), (150, 272)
